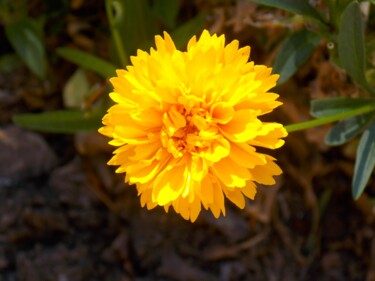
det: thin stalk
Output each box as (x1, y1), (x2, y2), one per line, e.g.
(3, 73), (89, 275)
(285, 103), (375, 133)
(105, 0), (129, 67)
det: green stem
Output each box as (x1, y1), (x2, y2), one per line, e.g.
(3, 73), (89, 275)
(105, 0), (129, 67)
(285, 103), (375, 133)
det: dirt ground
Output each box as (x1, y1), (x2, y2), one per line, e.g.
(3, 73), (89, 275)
(1, 1), (375, 280)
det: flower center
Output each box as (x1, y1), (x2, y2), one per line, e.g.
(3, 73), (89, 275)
(161, 103), (213, 158)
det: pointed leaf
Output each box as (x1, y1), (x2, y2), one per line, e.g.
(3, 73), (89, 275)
(0, 53), (21, 73)
(171, 13), (205, 49)
(110, 0), (158, 57)
(311, 97), (375, 118)
(327, 0), (352, 29)
(152, 0), (179, 29)
(352, 121), (375, 199)
(338, 1), (375, 95)
(57, 48), (117, 78)
(273, 29), (321, 84)
(252, 0), (325, 23)
(63, 68), (90, 108)
(325, 112), (375, 145)
(5, 17), (46, 78)
(12, 109), (103, 133)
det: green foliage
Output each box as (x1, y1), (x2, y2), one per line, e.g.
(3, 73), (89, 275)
(4, 17), (47, 78)
(63, 69), (90, 108)
(12, 109), (104, 133)
(152, 0), (179, 29)
(325, 113), (375, 146)
(260, 0), (375, 198)
(170, 13), (206, 49)
(0, 0), (27, 23)
(1, 0), (48, 78)
(338, 1), (375, 95)
(353, 122), (375, 199)
(310, 97), (375, 118)
(11, 0), (375, 199)
(56, 48), (117, 78)
(273, 30), (322, 85)
(105, 0), (204, 66)
(0, 54), (21, 73)
(286, 99), (375, 133)
(106, 0), (157, 65)
(252, 0), (325, 23)
(13, 0), (205, 134)
(327, 0), (352, 29)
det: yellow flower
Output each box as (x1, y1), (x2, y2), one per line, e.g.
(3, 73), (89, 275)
(99, 30), (287, 222)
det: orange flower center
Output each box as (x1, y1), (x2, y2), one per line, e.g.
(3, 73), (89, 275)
(161, 103), (215, 158)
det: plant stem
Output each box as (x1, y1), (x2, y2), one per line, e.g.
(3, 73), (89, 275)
(285, 103), (375, 133)
(105, 0), (129, 67)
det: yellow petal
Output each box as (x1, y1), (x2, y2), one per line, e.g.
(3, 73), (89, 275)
(189, 156), (208, 182)
(229, 142), (266, 168)
(200, 138), (230, 163)
(224, 189), (245, 209)
(126, 156), (167, 184)
(210, 102), (234, 124)
(233, 92), (282, 115)
(208, 175), (225, 218)
(199, 175), (214, 207)
(152, 157), (188, 205)
(139, 187), (153, 207)
(189, 197), (201, 222)
(248, 123), (288, 149)
(155, 32), (176, 54)
(127, 141), (162, 162)
(251, 156), (282, 185)
(241, 181), (257, 200)
(211, 157), (251, 187)
(99, 29), (287, 222)
(219, 110), (262, 142)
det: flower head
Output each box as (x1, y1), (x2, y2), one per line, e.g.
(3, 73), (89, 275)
(99, 30), (287, 222)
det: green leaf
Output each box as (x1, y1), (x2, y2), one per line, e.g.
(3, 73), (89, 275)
(352, 121), (375, 199)
(327, 0), (352, 29)
(171, 13), (205, 49)
(273, 29), (321, 84)
(12, 109), (104, 133)
(57, 48), (117, 78)
(0, 0), (27, 24)
(252, 0), (325, 23)
(109, 0), (158, 57)
(0, 53), (21, 73)
(325, 112), (375, 145)
(152, 0), (179, 29)
(311, 97), (375, 118)
(367, 69), (375, 87)
(63, 68), (90, 108)
(338, 1), (375, 95)
(5, 17), (46, 78)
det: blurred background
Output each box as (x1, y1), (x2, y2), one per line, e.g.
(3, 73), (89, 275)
(1, 0), (375, 280)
